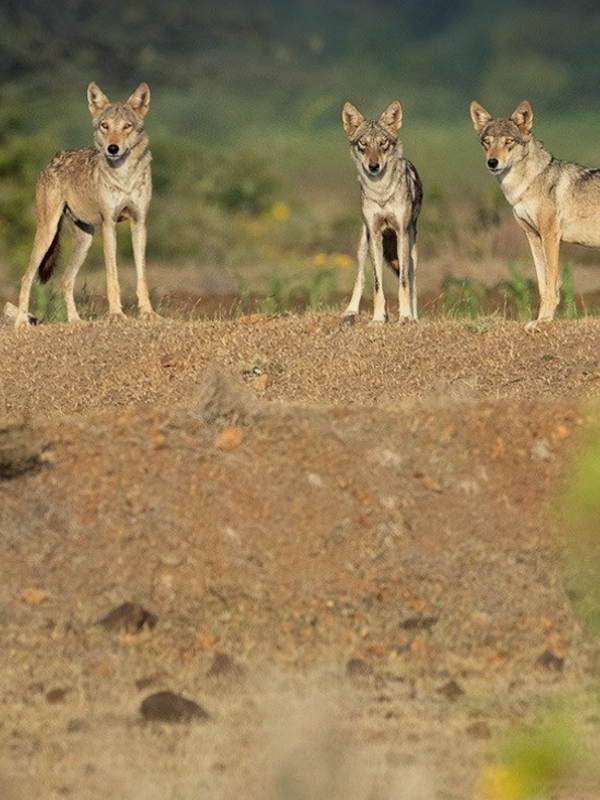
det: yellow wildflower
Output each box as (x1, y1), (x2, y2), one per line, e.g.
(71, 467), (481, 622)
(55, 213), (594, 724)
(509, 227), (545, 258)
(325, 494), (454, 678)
(332, 252), (353, 268)
(476, 765), (523, 800)
(270, 202), (290, 221)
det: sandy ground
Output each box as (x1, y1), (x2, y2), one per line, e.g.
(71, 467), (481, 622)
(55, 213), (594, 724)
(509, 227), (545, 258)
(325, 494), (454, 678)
(0, 311), (600, 799)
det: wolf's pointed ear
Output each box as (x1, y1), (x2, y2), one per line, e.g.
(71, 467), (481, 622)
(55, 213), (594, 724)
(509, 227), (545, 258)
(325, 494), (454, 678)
(469, 101), (492, 135)
(87, 82), (110, 116)
(510, 100), (533, 134)
(128, 83), (151, 117)
(379, 100), (403, 134)
(342, 102), (365, 138)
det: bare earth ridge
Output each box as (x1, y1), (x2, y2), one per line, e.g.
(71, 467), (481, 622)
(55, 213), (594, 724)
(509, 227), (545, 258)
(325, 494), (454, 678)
(0, 313), (599, 799)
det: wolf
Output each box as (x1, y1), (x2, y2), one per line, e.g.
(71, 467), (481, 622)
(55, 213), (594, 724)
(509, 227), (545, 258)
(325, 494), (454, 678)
(341, 99), (422, 323)
(470, 99), (600, 330)
(10, 81), (155, 329)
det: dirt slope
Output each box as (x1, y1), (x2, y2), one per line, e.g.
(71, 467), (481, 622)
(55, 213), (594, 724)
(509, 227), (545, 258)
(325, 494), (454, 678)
(0, 313), (599, 800)
(0, 315), (599, 416)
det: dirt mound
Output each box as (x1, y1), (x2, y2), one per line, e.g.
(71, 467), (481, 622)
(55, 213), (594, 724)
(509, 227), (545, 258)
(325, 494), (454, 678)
(0, 313), (599, 799)
(0, 315), (598, 417)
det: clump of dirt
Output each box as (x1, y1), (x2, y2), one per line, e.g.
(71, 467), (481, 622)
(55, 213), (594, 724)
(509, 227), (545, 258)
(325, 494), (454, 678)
(0, 417), (44, 479)
(192, 361), (262, 426)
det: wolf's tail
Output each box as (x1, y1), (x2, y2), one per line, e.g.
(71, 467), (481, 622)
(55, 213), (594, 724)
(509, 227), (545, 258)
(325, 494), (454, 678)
(37, 215), (64, 284)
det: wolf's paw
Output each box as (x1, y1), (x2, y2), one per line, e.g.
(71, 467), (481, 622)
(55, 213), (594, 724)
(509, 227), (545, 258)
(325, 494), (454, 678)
(107, 311), (128, 324)
(524, 317), (551, 333)
(139, 308), (161, 322)
(10, 307), (37, 330)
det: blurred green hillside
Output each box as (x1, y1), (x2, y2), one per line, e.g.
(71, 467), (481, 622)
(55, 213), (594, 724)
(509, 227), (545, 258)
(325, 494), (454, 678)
(2, 0), (600, 308)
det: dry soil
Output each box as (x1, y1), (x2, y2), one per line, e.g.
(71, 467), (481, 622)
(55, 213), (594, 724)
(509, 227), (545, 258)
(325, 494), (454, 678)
(0, 311), (600, 800)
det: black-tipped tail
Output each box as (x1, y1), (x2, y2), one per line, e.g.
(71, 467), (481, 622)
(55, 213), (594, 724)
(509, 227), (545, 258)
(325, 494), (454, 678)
(37, 215), (63, 284)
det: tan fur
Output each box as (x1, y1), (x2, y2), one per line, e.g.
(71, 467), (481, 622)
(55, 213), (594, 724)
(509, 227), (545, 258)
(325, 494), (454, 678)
(470, 99), (600, 330)
(13, 82), (155, 328)
(342, 100), (422, 323)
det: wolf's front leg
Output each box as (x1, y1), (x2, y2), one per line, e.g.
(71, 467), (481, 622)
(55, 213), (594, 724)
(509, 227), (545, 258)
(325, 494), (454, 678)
(343, 224), (368, 320)
(522, 226), (560, 331)
(102, 220), (125, 318)
(131, 217), (157, 318)
(370, 233), (387, 323)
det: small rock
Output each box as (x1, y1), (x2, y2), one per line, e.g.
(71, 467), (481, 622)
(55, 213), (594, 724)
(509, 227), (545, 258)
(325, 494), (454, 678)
(371, 447), (404, 469)
(67, 718), (89, 734)
(466, 720), (492, 739)
(251, 373), (269, 393)
(158, 553), (183, 567)
(160, 352), (187, 369)
(436, 679), (464, 702)
(89, 658), (114, 678)
(21, 587), (48, 606)
(46, 687), (68, 704)
(215, 426), (244, 451)
(207, 652), (245, 678)
(398, 615), (438, 631)
(97, 602), (158, 634)
(346, 658), (373, 678)
(140, 691), (210, 723)
(530, 438), (553, 462)
(422, 475), (443, 493)
(535, 649), (564, 671)
(307, 472), (325, 488)
(135, 671), (171, 691)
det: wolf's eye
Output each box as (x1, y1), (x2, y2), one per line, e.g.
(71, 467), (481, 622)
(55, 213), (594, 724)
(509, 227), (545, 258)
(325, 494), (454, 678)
(504, 137), (515, 147)
(100, 121), (110, 131)
(123, 122), (133, 131)
(380, 140), (390, 150)
(357, 139), (367, 151)
(481, 137), (491, 149)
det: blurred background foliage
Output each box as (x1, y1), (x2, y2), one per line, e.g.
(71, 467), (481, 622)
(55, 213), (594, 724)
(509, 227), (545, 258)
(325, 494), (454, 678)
(1, 0), (600, 308)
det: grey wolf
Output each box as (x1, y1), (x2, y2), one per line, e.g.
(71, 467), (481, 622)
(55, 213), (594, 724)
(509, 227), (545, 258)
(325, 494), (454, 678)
(341, 99), (422, 323)
(470, 99), (600, 330)
(11, 81), (155, 328)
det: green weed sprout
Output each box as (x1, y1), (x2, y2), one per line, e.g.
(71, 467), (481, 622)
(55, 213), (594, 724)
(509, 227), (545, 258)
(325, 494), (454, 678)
(562, 414), (600, 630)
(500, 265), (532, 322)
(477, 718), (580, 799)
(442, 275), (486, 319)
(560, 265), (578, 320)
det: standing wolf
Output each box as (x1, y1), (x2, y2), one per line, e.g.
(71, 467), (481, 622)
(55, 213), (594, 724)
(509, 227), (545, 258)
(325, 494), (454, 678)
(11, 81), (155, 328)
(470, 99), (600, 330)
(341, 99), (422, 323)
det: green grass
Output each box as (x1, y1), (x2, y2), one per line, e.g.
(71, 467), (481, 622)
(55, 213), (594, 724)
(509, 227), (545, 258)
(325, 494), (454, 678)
(500, 265), (533, 322)
(442, 275), (487, 319)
